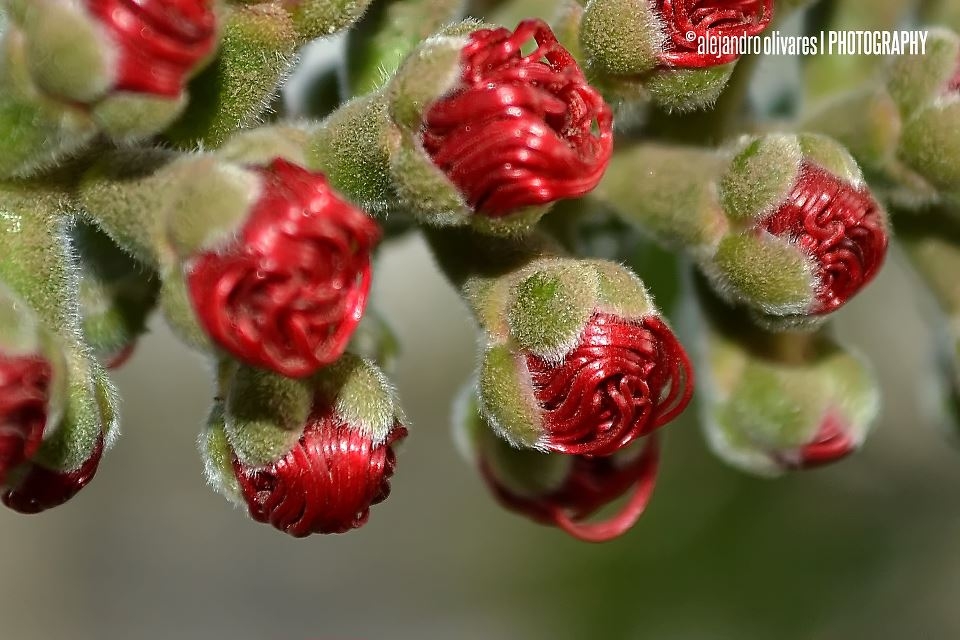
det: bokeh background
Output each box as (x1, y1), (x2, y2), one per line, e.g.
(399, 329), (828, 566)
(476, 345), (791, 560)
(4, 8), (960, 640)
(1, 234), (959, 640)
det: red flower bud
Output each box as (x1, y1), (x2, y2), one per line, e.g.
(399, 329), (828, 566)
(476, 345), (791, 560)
(0, 355), (53, 484)
(187, 159), (381, 378)
(780, 412), (855, 470)
(84, 0), (217, 97)
(656, 0), (773, 68)
(525, 313), (693, 456)
(232, 406), (407, 537)
(421, 19), (613, 217)
(481, 435), (660, 543)
(760, 162), (888, 315)
(2, 433), (104, 514)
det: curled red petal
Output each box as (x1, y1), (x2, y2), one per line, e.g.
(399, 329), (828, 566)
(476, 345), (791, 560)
(2, 433), (104, 514)
(422, 19), (613, 217)
(187, 158), (381, 378)
(84, 0), (217, 97)
(233, 407), (407, 537)
(480, 435), (660, 543)
(0, 354), (52, 485)
(784, 412), (856, 470)
(656, 0), (773, 68)
(760, 162), (888, 315)
(525, 313), (694, 456)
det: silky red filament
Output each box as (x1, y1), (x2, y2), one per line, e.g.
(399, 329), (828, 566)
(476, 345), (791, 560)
(657, 0), (773, 68)
(760, 162), (887, 315)
(774, 412), (855, 469)
(187, 158), (381, 378)
(481, 435), (660, 543)
(0, 354), (52, 485)
(422, 19), (613, 217)
(525, 313), (694, 456)
(84, 0), (216, 97)
(233, 409), (407, 537)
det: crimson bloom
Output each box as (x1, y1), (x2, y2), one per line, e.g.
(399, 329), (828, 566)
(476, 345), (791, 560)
(760, 162), (888, 315)
(2, 433), (104, 514)
(0, 355), (52, 484)
(85, 0), (217, 97)
(421, 19), (613, 217)
(232, 404), (407, 537)
(187, 159), (381, 378)
(656, 0), (773, 68)
(525, 313), (693, 456)
(480, 435), (660, 543)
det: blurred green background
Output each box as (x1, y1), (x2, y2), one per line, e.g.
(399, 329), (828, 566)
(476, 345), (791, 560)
(1, 234), (958, 639)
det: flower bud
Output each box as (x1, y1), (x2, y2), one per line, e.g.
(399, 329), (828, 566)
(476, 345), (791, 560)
(214, 356), (407, 536)
(183, 157), (380, 377)
(429, 229), (694, 455)
(6, 0), (217, 142)
(578, 0), (772, 110)
(712, 134), (889, 318)
(380, 19), (612, 232)
(456, 388), (659, 542)
(885, 28), (960, 118)
(695, 286), (880, 476)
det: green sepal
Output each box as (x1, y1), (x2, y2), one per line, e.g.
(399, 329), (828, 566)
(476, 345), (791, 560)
(315, 353), (404, 444)
(223, 365), (313, 467)
(899, 99), (960, 198)
(645, 63), (735, 113)
(199, 400), (243, 503)
(92, 94), (188, 142)
(163, 156), (261, 258)
(287, 0), (377, 42)
(0, 29), (95, 178)
(218, 124), (311, 166)
(708, 233), (816, 317)
(579, 0), (660, 78)
(478, 343), (543, 449)
(308, 91), (402, 216)
(157, 263), (214, 353)
(719, 135), (803, 223)
(14, 0), (113, 103)
(31, 344), (111, 473)
(507, 260), (598, 361)
(162, 3), (297, 149)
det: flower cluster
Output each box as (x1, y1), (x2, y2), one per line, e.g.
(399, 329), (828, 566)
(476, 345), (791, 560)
(0, 0), (947, 547)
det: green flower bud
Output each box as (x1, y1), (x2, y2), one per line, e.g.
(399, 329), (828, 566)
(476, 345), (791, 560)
(695, 287), (880, 477)
(73, 221), (160, 369)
